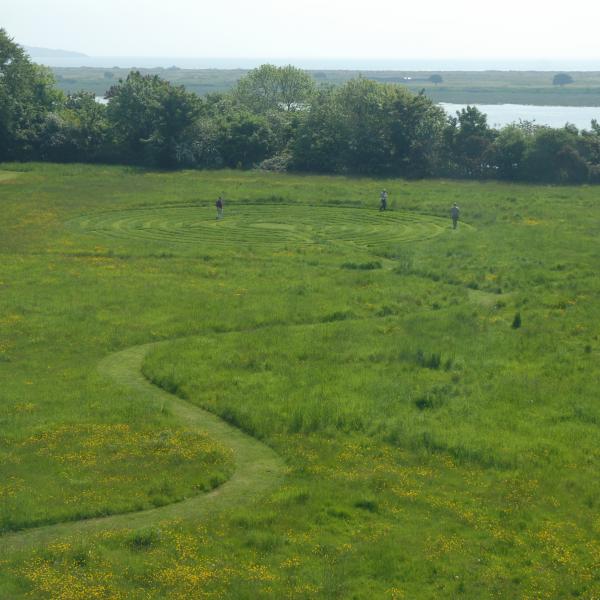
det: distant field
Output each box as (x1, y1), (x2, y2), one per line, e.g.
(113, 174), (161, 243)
(1, 164), (600, 598)
(52, 66), (600, 105)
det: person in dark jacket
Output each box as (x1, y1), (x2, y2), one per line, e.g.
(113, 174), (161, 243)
(379, 189), (388, 211)
(451, 203), (460, 229)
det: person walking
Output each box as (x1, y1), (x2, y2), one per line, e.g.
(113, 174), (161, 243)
(379, 189), (388, 211)
(216, 196), (224, 220)
(451, 202), (460, 229)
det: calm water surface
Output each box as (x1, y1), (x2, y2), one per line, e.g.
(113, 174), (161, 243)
(95, 95), (599, 130)
(440, 103), (600, 129)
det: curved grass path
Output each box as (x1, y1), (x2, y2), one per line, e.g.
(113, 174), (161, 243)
(3, 204), (469, 555)
(0, 341), (285, 554)
(0, 171), (21, 183)
(67, 204), (454, 249)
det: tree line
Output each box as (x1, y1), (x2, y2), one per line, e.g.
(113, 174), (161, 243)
(2, 30), (600, 183)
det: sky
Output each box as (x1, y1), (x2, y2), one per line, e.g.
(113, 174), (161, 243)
(4, 0), (600, 60)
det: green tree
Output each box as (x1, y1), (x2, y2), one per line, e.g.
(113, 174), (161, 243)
(106, 71), (200, 167)
(64, 91), (109, 160)
(155, 84), (202, 167)
(278, 65), (315, 111)
(334, 78), (396, 174)
(106, 71), (163, 162)
(291, 87), (347, 173)
(580, 119), (600, 180)
(216, 108), (274, 168)
(388, 90), (446, 177)
(428, 74), (443, 85)
(292, 79), (445, 177)
(491, 123), (532, 180)
(0, 28), (63, 160)
(444, 106), (497, 178)
(234, 64), (315, 113)
(553, 73), (574, 86)
(35, 93), (111, 163)
(523, 127), (588, 183)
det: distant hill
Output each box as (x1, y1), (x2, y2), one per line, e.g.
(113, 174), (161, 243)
(24, 45), (87, 58)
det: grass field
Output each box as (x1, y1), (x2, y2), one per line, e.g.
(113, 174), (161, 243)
(1, 163), (600, 598)
(52, 67), (600, 106)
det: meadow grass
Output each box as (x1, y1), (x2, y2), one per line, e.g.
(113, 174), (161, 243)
(1, 163), (600, 598)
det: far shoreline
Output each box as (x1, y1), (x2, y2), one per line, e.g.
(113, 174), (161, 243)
(53, 63), (600, 108)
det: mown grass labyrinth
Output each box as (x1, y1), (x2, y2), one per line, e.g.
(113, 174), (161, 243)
(67, 203), (458, 248)
(2, 202), (462, 552)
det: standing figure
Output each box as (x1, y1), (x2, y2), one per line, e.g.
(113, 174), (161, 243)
(451, 202), (460, 229)
(379, 189), (388, 211)
(216, 196), (224, 220)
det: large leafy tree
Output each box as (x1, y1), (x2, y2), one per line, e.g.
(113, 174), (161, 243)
(156, 84), (202, 167)
(553, 73), (574, 86)
(292, 79), (445, 176)
(106, 72), (163, 162)
(43, 91), (109, 162)
(580, 120), (600, 182)
(388, 90), (446, 177)
(0, 28), (62, 160)
(278, 65), (316, 111)
(64, 91), (109, 159)
(106, 71), (200, 167)
(523, 126), (589, 183)
(334, 78), (396, 174)
(291, 87), (348, 173)
(443, 106), (497, 178)
(490, 124), (531, 180)
(234, 64), (315, 113)
(215, 108), (274, 168)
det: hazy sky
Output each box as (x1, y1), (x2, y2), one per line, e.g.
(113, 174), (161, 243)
(5, 0), (600, 59)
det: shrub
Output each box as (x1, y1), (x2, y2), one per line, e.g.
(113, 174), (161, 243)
(125, 527), (162, 551)
(376, 305), (397, 317)
(553, 73), (574, 86)
(354, 498), (378, 512)
(321, 311), (354, 323)
(257, 151), (291, 172)
(416, 349), (442, 369)
(341, 261), (382, 270)
(414, 384), (453, 410)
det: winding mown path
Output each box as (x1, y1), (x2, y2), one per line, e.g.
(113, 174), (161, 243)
(1, 341), (285, 554)
(2, 204), (470, 554)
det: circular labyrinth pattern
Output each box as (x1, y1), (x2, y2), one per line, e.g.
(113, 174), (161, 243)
(67, 204), (456, 249)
